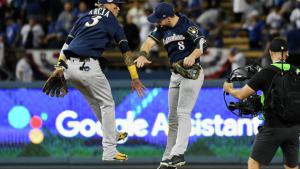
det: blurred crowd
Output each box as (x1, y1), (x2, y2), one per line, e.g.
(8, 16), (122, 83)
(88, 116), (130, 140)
(234, 0), (300, 51)
(0, 0), (300, 81)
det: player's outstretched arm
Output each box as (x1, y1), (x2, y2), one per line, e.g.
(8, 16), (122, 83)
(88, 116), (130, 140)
(123, 51), (145, 97)
(134, 37), (156, 68)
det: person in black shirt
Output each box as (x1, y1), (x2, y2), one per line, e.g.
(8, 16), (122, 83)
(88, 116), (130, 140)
(224, 37), (299, 169)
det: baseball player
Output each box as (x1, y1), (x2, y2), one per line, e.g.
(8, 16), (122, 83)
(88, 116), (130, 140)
(43, 0), (144, 161)
(134, 2), (207, 169)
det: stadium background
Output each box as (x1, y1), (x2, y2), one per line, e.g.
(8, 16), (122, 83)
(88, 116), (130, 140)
(0, 0), (300, 168)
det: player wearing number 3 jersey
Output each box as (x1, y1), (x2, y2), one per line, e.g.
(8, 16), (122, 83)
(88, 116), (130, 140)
(134, 2), (207, 169)
(43, 0), (145, 161)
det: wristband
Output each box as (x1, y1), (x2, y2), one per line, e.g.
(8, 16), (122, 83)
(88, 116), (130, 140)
(127, 65), (139, 79)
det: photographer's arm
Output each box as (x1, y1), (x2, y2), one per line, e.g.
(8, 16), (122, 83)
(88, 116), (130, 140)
(223, 82), (255, 100)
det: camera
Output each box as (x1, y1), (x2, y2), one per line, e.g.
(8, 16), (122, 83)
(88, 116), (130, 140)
(224, 64), (262, 118)
(228, 64), (262, 82)
(228, 94), (262, 118)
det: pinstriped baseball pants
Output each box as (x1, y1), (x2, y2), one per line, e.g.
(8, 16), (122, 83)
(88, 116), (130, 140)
(64, 58), (118, 160)
(162, 70), (204, 160)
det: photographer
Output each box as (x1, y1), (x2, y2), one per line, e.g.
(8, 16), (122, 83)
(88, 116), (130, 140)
(223, 37), (299, 169)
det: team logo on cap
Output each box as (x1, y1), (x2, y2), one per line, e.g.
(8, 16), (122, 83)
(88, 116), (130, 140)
(108, 0), (113, 2)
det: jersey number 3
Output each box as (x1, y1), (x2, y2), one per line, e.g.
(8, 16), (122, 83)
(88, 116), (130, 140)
(85, 16), (102, 27)
(178, 41), (185, 50)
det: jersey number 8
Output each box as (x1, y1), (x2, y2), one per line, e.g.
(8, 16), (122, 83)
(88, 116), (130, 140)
(85, 16), (102, 27)
(178, 41), (185, 50)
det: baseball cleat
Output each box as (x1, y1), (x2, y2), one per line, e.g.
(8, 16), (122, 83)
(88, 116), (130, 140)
(117, 132), (128, 141)
(168, 154), (186, 167)
(160, 159), (171, 166)
(113, 152), (128, 161)
(102, 152), (128, 161)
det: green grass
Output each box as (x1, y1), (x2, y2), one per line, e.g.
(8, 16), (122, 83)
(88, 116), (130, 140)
(117, 145), (164, 157)
(0, 135), (293, 158)
(0, 147), (22, 157)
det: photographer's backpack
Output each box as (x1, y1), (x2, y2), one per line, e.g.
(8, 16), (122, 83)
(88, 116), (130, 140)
(264, 63), (300, 124)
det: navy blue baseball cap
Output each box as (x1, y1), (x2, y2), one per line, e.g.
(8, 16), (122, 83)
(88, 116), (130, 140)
(147, 2), (175, 23)
(97, 0), (125, 4)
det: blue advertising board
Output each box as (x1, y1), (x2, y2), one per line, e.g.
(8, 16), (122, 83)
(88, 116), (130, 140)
(0, 88), (263, 146)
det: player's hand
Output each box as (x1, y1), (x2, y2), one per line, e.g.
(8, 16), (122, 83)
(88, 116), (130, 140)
(52, 68), (64, 77)
(183, 56), (195, 68)
(131, 78), (145, 97)
(134, 56), (152, 68)
(223, 81), (233, 93)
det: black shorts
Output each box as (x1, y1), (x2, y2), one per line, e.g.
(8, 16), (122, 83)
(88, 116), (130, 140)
(250, 126), (300, 167)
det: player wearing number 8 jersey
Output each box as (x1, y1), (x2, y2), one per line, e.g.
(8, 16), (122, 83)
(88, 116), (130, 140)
(43, 0), (145, 161)
(134, 2), (207, 169)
